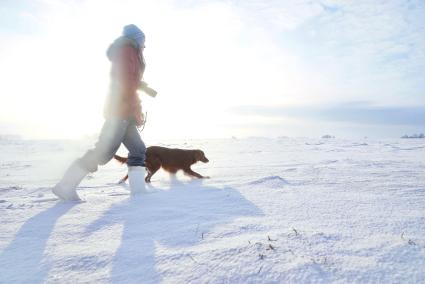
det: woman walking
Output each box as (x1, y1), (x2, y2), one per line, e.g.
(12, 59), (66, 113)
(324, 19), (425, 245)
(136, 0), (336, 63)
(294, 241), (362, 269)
(53, 24), (148, 200)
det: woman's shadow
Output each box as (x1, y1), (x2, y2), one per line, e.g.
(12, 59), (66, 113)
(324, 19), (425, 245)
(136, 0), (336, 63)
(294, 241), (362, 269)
(85, 179), (262, 283)
(0, 202), (76, 283)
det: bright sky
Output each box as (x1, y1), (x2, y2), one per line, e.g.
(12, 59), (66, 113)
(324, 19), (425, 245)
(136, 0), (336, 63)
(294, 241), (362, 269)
(0, 0), (424, 139)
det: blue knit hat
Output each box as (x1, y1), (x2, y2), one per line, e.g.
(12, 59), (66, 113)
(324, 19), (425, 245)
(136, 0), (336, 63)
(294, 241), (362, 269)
(122, 24), (145, 48)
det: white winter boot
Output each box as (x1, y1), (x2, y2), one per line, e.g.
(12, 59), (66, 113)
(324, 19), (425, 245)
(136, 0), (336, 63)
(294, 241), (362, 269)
(52, 161), (88, 201)
(128, 166), (147, 194)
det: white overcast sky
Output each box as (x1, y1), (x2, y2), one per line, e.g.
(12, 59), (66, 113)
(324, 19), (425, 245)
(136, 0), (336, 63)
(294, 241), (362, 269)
(0, 0), (424, 139)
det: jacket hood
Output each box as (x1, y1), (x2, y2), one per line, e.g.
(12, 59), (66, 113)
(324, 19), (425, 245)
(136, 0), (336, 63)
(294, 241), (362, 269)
(106, 36), (139, 61)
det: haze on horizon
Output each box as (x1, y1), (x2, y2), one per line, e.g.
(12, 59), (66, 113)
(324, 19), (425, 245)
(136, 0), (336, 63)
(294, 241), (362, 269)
(0, 0), (424, 140)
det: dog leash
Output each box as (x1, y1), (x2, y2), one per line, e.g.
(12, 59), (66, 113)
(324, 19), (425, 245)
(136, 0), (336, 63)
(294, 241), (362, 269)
(138, 111), (147, 132)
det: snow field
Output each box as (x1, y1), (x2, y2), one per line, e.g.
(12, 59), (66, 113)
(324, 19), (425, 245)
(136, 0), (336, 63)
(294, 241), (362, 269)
(1, 137), (424, 283)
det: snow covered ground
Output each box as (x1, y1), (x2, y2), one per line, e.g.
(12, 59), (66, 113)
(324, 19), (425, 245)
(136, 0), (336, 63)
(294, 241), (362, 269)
(1, 137), (424, 283)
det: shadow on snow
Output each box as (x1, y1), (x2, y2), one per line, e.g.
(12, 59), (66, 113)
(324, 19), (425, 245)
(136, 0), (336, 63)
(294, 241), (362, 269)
(0, 179), (262, 283)
(85, 179), (262, 283)
(0, 203), (76, 283)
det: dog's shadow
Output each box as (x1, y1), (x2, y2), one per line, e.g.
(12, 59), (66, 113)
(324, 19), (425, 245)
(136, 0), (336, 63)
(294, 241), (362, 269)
(85, 179), (262, 283)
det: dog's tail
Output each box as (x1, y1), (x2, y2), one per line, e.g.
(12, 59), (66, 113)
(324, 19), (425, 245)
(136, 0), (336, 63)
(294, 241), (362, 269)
(113, 155), (128, 164)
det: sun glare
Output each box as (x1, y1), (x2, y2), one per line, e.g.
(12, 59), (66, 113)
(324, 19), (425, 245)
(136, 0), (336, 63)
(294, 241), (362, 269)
(1, 0), (310, 140)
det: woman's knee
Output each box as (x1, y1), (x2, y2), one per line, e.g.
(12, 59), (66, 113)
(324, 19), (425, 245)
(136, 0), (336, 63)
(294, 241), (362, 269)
(98, 151), (116, 166)
(80, 146), (117, 169)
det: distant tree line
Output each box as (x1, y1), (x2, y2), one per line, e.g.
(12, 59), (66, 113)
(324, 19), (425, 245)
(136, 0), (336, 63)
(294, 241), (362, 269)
(401, 133), (425, 139)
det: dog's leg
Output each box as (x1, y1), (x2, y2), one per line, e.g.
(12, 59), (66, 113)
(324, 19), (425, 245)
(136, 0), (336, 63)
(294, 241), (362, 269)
(145, 158), (161, 183)
(184, 168), (209, 179)
(146, 167), (160, 183)
(145, 171), (153, 183)
(118, 174), (129, 184)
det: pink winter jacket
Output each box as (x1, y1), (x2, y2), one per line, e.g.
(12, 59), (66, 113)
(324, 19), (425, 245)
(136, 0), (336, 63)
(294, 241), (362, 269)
(104, 37), (145, 126)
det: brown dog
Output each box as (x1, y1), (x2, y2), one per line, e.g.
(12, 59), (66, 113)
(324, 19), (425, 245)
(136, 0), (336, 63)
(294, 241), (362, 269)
(114, 146), (209, 183)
